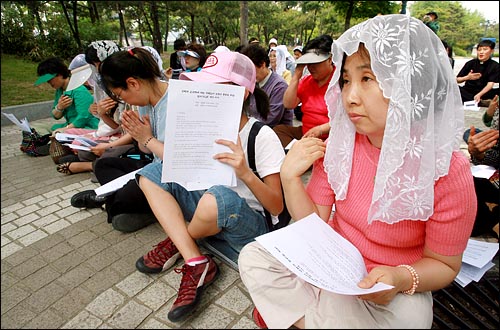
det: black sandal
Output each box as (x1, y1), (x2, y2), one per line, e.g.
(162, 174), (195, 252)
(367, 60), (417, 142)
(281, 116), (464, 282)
(56, 162), (74, 175)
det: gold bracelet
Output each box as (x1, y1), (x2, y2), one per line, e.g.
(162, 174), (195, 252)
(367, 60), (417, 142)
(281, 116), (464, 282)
(397, 264), (420, 295)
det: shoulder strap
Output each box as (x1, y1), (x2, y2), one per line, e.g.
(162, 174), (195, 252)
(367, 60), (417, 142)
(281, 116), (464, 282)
(247, 120), (265, 176)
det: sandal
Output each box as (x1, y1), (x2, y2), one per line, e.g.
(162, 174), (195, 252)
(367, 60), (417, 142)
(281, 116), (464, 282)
(56, 162), (74, 175)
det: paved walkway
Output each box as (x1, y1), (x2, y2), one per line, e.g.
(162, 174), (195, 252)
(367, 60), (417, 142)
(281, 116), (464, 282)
(0, 105), (495, 328)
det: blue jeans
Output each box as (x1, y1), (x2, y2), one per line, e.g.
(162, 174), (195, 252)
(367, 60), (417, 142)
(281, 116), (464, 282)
(137, 162), (268, 257)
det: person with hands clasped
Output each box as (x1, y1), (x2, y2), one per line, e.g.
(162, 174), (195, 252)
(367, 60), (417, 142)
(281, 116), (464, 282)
(239, 14), (476, 329)
(34, 57), (97, 135)
(467, 94), (499, 240)
(70, 47), (167, 233)
(133, 51), (285, 323)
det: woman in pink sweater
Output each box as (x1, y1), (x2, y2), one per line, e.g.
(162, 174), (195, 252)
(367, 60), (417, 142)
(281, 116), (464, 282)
(238, 14), (476, 329)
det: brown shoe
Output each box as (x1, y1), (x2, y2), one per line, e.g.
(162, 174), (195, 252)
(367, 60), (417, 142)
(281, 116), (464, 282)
(167, 255), (219, 322)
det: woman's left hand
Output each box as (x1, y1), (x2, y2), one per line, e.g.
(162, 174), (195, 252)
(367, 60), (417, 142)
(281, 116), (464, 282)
(356, 265), (405, 305)
(213, 137), (251, 179)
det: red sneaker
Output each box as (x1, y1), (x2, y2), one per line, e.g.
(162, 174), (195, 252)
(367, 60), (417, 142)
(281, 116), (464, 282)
(253, 307), (268, 329)
(167, 256), (220, 322)
(135, 237), (181, 273)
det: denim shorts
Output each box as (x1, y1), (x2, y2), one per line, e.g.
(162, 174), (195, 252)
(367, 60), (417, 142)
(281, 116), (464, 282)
(137, 162), (268, 253)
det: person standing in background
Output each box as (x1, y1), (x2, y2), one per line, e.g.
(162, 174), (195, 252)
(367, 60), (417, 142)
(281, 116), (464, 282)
(423, 11), (440, 34)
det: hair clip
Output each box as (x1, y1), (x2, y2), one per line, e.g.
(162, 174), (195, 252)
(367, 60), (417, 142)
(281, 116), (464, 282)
(128, 49), (134, 56)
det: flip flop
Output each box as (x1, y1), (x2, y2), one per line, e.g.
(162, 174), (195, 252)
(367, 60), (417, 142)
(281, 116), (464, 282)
(56, 162), (74, 175)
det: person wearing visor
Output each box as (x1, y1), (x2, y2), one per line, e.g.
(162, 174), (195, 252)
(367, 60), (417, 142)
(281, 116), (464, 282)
(423, 11), (440, 34)
(273, 34), (335, 148)
(178, 43), (207, 73)
(34, 57), (97, 135)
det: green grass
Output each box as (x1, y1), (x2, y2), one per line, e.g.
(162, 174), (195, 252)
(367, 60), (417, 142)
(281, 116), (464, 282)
(1, 54), (55, 107)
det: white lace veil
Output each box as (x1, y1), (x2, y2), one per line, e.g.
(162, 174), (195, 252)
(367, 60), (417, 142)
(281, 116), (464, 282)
(324, 14), (464, 224)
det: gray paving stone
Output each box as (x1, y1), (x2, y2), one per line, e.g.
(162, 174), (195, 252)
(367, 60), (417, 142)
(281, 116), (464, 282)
(3, 245), (39, 267)
(82, 267), (122, 296)
(57, 264), (96, 290)
(62, 310), (103, 329)
(51, 250), (87, 273)
(23, 281), (69, 313)
(1, 285), (31, 314)
(67, 230), (99, 248)
(0, 302), (37, 329)
(115, 271), (154, 297)
(85, 248), (121, 272)
(50, 287), (94, 320)
(22, 307), (64, 329)
(136, 281), (177, 311)
(41, 241), (74, 263)
(77, 237), (111, 259)
(107, 300), (152, 329)
(85, 288), (125, 319)
(10, 254), (48, 280)
(22, 265), (61, 291)
(215, 286), (252, 314)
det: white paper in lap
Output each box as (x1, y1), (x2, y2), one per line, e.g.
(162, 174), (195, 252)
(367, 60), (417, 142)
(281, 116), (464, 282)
(256, 213), (393, 295)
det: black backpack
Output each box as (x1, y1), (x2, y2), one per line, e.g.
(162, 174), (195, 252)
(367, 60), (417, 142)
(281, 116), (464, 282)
(247, 120), (291, 231)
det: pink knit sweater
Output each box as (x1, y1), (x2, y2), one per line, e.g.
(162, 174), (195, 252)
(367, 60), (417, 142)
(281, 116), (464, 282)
(306, 134), (477, 272)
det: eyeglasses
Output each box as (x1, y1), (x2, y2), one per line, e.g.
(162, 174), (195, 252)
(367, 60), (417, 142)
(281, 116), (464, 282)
(110, 88), (124, 103)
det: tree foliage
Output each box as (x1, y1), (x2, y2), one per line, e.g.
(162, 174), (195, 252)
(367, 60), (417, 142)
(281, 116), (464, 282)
(1, 0), (497, 63)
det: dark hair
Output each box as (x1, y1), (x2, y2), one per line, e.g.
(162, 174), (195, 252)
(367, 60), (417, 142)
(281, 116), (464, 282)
(187, 43), (208, 68)
(339, 43), (370, 89)
(478, 39), (495, 50)
(248, 37), (259, 44)
(240, 44), (270, 68)
(234, 45), (245, 53)
(303, 34), (333, 54)
(84, 45), (100, 65)
(99, 47), (162, 102)
(173, 38), (186, 51)
(37, 57), (69, 79)
(245, 87), (270, 120)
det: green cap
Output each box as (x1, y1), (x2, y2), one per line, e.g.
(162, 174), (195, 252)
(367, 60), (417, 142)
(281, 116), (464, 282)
(34, 73), (57, 86)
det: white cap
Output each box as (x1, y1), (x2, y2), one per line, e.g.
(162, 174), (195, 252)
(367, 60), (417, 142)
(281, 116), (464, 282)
(269, 38), (278, 45)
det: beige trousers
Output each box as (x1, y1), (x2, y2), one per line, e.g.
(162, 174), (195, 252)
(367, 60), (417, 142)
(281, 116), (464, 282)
(238, 241), (434, 329)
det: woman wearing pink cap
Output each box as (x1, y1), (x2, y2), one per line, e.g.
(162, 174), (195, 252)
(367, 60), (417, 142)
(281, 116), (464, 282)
(134, 51), (286, 323)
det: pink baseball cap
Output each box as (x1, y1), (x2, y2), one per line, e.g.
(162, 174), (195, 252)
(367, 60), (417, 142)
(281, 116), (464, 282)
(180, 51), (256, 93)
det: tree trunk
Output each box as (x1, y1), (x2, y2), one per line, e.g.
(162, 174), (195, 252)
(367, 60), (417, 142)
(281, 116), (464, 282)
(239, 1), (248, 46)
(150, 1), (163, 54)
(70, 1), (82, 49)
(163, 2), (170, 51)
(190, 13), (196, 44)
(59, 0), (81, 49)
(117, 3), (129, 46)
(344, 0), (354, 32)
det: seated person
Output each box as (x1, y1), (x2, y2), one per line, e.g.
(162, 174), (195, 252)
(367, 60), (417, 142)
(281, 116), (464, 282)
(134, 51), (285, 323)
(467, 95), (499, 240)
(34, 57), (98, 135)
(241, 44), (292, 127)
(268, 45), (292, 84)
(456, 39), (499, 105)
(177, 43), (207, 73)
(273, 34), (335, 148)
(70, 47), (167, 233)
